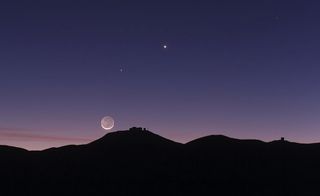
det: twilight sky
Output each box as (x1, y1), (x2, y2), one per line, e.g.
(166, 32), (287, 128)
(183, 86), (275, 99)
(1, 1), (320, 150)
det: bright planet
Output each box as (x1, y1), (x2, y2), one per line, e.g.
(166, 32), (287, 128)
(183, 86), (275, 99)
(101, 116), (115, 131)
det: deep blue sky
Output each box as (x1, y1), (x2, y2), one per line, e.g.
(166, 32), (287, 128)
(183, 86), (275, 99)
(1, 1), (320, 149)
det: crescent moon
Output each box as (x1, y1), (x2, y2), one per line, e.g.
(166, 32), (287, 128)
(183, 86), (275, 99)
(101, 116), (115, 130)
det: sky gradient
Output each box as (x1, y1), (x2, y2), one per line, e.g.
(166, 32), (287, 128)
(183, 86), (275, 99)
(1, 1), (320, 150)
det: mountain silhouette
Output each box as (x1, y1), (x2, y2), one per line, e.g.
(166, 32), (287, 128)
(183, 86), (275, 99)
(89, 128), (181, 149)
(1, 127), (320, 196)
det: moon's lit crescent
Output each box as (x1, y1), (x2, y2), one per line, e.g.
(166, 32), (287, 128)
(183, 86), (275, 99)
(101, 116), (115, 130)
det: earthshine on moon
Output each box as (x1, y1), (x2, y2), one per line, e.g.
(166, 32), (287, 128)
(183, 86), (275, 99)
(101, 116), (115, 131)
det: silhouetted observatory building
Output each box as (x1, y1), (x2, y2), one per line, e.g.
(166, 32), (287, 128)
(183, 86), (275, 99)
(129, 127), (147, 131)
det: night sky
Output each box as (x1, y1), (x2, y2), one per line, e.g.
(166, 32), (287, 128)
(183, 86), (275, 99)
(1, 1), (320, 150)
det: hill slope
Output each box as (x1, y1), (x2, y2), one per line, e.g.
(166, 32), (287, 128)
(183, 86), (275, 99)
(1, 128), (320, 196)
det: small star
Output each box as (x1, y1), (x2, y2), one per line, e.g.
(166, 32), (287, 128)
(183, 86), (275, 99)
(120, 68), (124, 72)
(163, 45), (167, 49)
